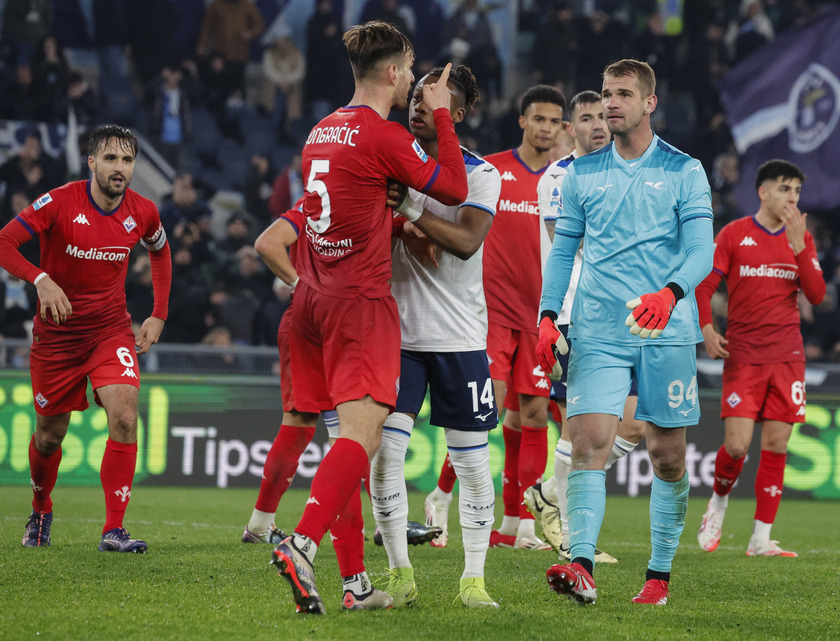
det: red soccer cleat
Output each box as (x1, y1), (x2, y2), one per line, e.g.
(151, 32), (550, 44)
(631, 579), (669, 605)
(546, 562), (597, 605)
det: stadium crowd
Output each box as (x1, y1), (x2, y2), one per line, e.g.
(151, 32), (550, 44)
(0, 0), (838, 360)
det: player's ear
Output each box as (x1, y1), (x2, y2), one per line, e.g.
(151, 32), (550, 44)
(452, 106), (466, 125)
(645, 94), (658, 117)
(87, 155), (95, 172)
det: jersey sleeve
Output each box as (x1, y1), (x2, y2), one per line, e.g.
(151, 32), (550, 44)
(0, 192), (58, 283)
(554, 166), (585, 240)
(795, 231), (827, 305)
(463, 161), (501, 216)
(712, 222), (733, 277)
(142, 210), (168, 252)
(677, 161), (713, 225)
(537, 163), (565, 224)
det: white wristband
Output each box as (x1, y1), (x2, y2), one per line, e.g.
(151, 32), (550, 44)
(33, 272), (48, 285)
(290, 277), (299, 292)
(396, 194), (423, 222)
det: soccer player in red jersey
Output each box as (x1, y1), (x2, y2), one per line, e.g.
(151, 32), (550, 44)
(270, 20), (467, 615)
(0, 125), (172, 553)
(695, 159), (826, 557)
(481, 85), (566, 550)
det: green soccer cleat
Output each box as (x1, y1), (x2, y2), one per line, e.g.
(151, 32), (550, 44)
(457, 577), (499, 609)
(380, 567), (418, 608)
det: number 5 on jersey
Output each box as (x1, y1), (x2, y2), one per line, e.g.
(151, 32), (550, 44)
(306, 159), (331, 233)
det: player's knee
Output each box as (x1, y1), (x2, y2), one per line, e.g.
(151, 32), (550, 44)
(108, 409), (138, 440)
(33, 429), (63, 455)
(724, 442), (749, 460)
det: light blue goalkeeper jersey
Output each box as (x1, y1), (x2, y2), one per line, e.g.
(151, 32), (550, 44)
(541, 134), (713, 346)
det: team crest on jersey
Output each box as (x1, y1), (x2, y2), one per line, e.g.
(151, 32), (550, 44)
(412, 140), (429, 163)
(32, 194), (52, 210)
(35, 392), (49, 408)
(123, 215), (137, 233)
(788, 63), (840, 153)
(726, 392), (742, 408)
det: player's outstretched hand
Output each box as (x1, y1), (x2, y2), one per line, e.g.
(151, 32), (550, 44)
(536, 316), (568, 381)
(701, 324), (730, 359)
(135, 317), (165, 355)
(625, 287), (676, 339)
(422, 62), (453, 112)
(35, 275), (72, 324)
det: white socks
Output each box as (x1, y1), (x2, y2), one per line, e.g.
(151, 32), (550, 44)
(247, 508), (274, 535)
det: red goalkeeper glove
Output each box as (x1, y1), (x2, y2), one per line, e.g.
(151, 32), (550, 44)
(536, 316), (569, 380)
(624, 286), (678, 339)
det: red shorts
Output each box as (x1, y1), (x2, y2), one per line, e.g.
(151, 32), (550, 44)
(289, 284), (400, 413)
(277, 308), (295, 411)
(487, 323), (550, 399)
(721, 361), (806, 424)
(29, 326), (140, 416)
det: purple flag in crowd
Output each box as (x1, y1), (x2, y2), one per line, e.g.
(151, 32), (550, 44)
(718, 8), (840, 214)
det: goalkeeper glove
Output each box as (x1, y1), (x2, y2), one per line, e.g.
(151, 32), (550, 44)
(625, 284), (681, 339)
(536, 315), (569, 381)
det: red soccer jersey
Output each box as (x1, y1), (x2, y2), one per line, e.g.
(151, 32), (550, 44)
(12, 180), (165, 336)
(296, 105), (466, 299)
(482, 149), (547, 333)
(696, 216), (826, 364)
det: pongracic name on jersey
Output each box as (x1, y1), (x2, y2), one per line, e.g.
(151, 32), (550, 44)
(739, 263), (797, 281)
(497, 198), (539, 215)
(65, 244), (129, 262)
(305, 124), (360, 147)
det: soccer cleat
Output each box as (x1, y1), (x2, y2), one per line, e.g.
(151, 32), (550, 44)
(489, 529), (516, 548)
(424, 490), (452, 548)
(631, 579), (669, 605)
(98, 527), (147, 553)
(558, 542), (618, 564)
(514, 534), (552, 550)
(22, 511), (52, 547)
(242, 525), (286, 544)
(341, 588), (394, 611)
(523, 484), (563, 553)
(373, 521), (444, 547)
(380, 567), (418, 607)
(271, 537), (325, 614)
(697, 501), (726, 552)
(457, 577), (499, 609)
(746, 538), (798, 558)
(546, 562), (597, 605)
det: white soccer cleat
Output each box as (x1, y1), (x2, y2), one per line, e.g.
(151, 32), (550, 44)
(513, 533), (552, 551)
(424, 488), (452, 548)
(522, 484), (563, 553)
(746, 538), (798, 558)
(697, 500), (726, 552)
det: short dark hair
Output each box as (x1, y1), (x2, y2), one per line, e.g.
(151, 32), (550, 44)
(428, 64), (480, 110)
(520, 84), (566, 116)
(755, 159), (806, 191)
(568, 90), (602, 119)
(343, 20), (413, 80)
(88, 124), (139, 158)
(603, 59), (656, 97)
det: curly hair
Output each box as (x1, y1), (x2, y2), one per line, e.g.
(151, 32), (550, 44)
(428, 64), (481, 110)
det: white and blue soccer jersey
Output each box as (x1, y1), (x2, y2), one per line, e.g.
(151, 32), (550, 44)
(542, 134), (713, 346)
(537, 151), (582, 326)
(392, 147), (501, 351)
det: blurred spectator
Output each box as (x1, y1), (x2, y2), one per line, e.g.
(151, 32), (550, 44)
(208, 280), (259, 345)
(0, 269), (36, 338)
(126, 253), (155, 324)
(2, 0), (52, 65)
(159, 173), (213, 234)
(361, 0), (414, 40)
(688, 17), (731, 127)
(632, 12), (680, 93)
(196, 0), (265, 93)
(243, 153), (277, 224)
(0, 130), (64, 222)
(92, 0), (130, 87)
(466, 43), (503, 105)
(305, 0), (351, 120)
(728, 0), (775, 63)
(59, 71), (99, 173)
(260, 34), (305, 145)
(406, 0), (444, 65)
(458, 101), (499, 157)
(253, 276), (293, 346)
(575, 10), (627, 92)
(530, 1), (577, 88)
(125, 0), (178, 87)
(229, 244), (274, 301)
(199, 51), (244, 141)
(0, 63), (46, 121)
(710, 151), (742, 226)
(31, 36), (69, 120)
(443, 0), (497, 53)
(210, 212), (255, 273)
(195, 325), (238, 369)
(164, 240), (213, 343)
(268, 153), (303, 218)
(150, 65), (194, 171)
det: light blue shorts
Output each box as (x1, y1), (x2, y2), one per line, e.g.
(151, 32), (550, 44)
(566, 339), (700, 428)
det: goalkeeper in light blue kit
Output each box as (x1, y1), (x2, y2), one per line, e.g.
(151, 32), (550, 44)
(535, 59), (713, 606)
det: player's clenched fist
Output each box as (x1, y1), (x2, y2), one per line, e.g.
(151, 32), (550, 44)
(625, 286), (676, 339)
(536, 315), (569, 380)
(35, 274), (72, 324)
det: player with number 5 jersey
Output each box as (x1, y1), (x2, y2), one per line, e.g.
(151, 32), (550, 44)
(0, 125), (171, 554)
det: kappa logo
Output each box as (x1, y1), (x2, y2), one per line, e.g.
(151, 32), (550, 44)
(73, 213), (90, 225)
(500, 170), (517, 181)
(35, 392), (49, 408)
(30, 478), (44, 492)
(796, 405), (806, 416)
(596, 184), (612, 193)
(739, 236), (758, 247)
(306, 496), (321, 506)
(645, 181), (665, 190)
(115, 485), (131, 502)
(535, 379), (550, 389)
(727, 392), (742, 408)
(121, 367), (137, 378)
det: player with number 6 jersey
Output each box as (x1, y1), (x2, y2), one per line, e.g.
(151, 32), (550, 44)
(695, 159), (825, 559)
(0, 125), (171, 554)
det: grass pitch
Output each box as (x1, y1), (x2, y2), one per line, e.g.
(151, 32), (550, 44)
(1, 486), (837, 641)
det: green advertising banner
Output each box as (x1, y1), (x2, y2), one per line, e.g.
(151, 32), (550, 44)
(1, 372), (839, 499)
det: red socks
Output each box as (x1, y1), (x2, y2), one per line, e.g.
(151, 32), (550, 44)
(331, 483), (365, 578)
(295, 438), (369, 545)
(254, 424), (316, 513)
(437, 454), (457, 493)
(754, 450), (786, 523)
(29, 436), (61, 513)
(100, 438), (138, 533)
(712, 445), (746, 496)
(518, 425), (547, 519)
(502, 425), (521, 516)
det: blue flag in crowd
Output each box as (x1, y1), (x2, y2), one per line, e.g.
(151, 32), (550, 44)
(718, 8), (840, 214)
